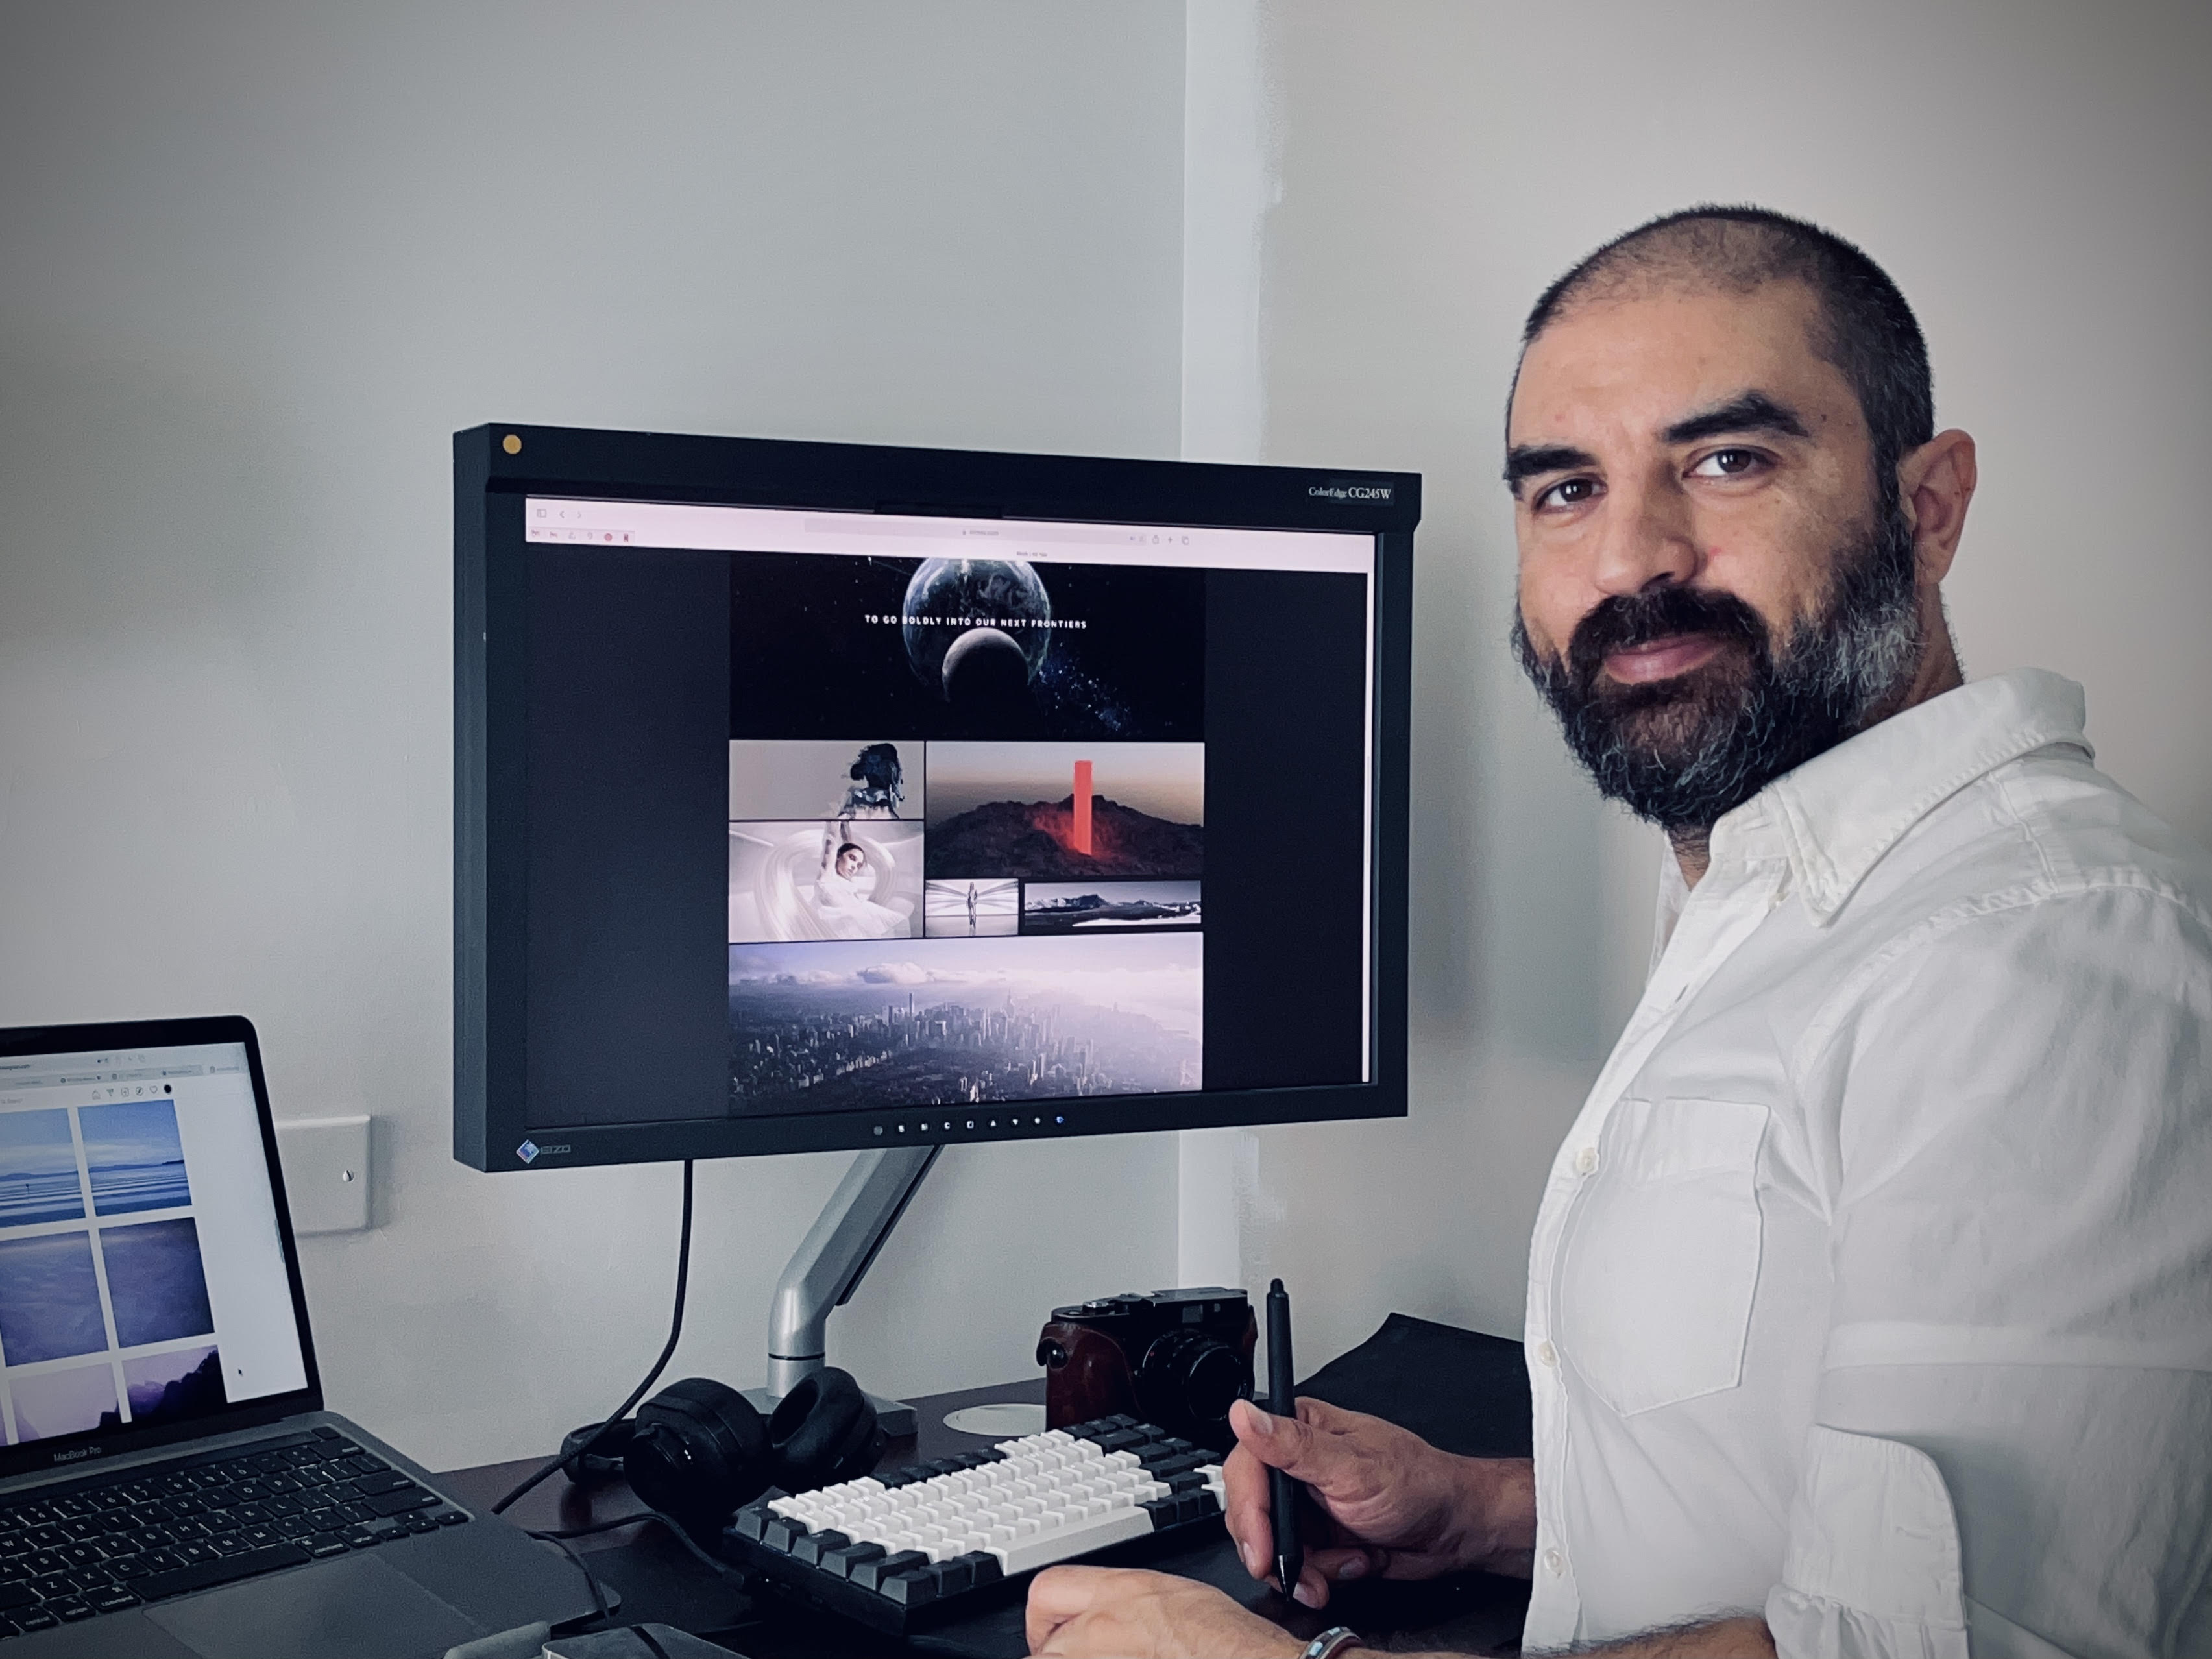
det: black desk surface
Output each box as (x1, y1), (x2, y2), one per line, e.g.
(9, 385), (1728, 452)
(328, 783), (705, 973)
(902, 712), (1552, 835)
(439, 1315), (1532, 1657)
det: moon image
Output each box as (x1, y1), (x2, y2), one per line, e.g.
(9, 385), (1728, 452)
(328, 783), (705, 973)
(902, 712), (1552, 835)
(938, 626), (1030, 705)
(903, 558), (1052, 703)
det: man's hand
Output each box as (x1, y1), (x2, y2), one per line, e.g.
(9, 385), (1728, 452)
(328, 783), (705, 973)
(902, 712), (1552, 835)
(1223, 1396), (1537, 1608)
(1025, 1566), (1303, 1657)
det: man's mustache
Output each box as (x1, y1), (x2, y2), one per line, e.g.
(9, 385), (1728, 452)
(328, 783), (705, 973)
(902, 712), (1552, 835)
(1565, 586), (1768, 690)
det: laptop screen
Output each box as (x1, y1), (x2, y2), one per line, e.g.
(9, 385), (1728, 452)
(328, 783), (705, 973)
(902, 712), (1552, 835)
(0, 1034), (310, 1465)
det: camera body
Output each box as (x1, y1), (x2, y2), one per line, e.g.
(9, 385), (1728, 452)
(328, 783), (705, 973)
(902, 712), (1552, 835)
(1036, 1287), (1257, 1453)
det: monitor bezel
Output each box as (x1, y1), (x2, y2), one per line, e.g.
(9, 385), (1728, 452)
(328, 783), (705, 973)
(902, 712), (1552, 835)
(454, 424), (1417, 1173)
(0, 1014), (325, 1481)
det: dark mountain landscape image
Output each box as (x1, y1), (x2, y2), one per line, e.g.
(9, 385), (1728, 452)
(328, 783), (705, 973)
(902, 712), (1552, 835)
(923, 741), (1204, 881)
(927, 795), (1202, 880)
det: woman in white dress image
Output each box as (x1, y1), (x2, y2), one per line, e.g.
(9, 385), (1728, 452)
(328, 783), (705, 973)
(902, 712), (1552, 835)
(812, 834), (909, 939)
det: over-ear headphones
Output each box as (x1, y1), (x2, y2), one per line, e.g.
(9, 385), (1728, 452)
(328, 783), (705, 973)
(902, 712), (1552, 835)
(561, 1368), (886, 1536)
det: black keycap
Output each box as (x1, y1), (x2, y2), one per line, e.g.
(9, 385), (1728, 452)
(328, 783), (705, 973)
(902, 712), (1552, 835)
(29, 1574), (73, 1601)
(312, 1426), (344, 1440)
(1167, 1471), (1208, 1493)
(1130, 1442), (1177, 1467)
(820, 1541), (884, 1580)
(880, 1568), (938, 1606)
(337, 1456), (385, 1477)
(1092, 1429), (1146, 1452)
(58, 1545), (101, 1569)
(1150, 1451), (1210, 1477)
(110, 1556), (158, 1581)
(91, 1590), (140, 1614)
(851, 1549), (925, 1593)
(350, 1471), (415, 1497)
(59, 1520), (101, 1543)
(207, 1532), (254, 1558)
(51, 1599), (94, 1622)
(336, 1503), (376, 1525)
(761, 1517), (806, 1553)
(1104, 1414), (1141, 1429)
(0, 1584), (33, 1613)
(731, 1505), (772, 1542)
(308, 1541), (349, 1560)
(232, 1503), (276, 1527)
(402, 1518), (439, 1536)
(1141, 1497), (1178, 1530)
(927, 1557), (975, 1595)
(15, 1610), (58, 1632)
(359, 1520), (406, 1544)
(365, 1490), (437, 1517)
(306, 1509), (348, 1533)
(967, 1551), (1004, 1586)
(340, 1531), (379, 1551)
(790, 1528), (848, 1566)
(432, 1510), (468, 1527)
(0, 1619), (16, 1639)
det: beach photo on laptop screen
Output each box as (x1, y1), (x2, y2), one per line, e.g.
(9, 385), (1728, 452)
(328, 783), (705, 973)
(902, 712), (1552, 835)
(80, 1098), (193, 1215)
(727, 933), (1201, 1113)
(0, 1110), (86, 1227)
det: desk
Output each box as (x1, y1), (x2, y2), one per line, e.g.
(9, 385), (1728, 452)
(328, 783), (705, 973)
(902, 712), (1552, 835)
(440, 1324), (1532, 1657)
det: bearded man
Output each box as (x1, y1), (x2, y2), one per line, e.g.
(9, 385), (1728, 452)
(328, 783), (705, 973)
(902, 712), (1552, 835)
(1025, 208), (2212, 1658)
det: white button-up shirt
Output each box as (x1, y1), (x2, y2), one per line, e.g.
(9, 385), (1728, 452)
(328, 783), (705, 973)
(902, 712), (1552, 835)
(1521, 669), (2212, 1658)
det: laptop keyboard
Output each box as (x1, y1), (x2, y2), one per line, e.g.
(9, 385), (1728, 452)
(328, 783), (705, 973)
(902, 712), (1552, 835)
(0, 1425), (468, 1637)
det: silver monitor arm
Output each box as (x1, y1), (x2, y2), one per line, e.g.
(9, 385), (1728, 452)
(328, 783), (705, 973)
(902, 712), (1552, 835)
(742, 1144), (939, 1437)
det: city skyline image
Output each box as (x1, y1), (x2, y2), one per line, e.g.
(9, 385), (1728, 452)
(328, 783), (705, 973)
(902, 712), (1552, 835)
(727, 934), (1200, 1114)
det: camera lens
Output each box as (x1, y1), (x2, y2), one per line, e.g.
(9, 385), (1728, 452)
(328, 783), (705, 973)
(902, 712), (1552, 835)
(1134, 1329), (1245, 1430)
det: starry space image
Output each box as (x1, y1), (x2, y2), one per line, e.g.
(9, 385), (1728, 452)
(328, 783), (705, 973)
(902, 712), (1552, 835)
(727, 550), (1203, 742)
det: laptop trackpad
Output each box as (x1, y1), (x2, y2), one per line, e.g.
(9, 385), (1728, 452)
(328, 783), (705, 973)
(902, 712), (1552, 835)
(147, 1554), (486, 1659)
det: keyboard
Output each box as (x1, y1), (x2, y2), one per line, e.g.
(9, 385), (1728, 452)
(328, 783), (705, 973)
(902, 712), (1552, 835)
(0, 1425), (469, 1638)
(723, 1415), (1227, 1635)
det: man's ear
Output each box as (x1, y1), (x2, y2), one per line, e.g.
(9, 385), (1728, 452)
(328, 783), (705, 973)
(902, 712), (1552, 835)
(1896, 429), (1977, 585)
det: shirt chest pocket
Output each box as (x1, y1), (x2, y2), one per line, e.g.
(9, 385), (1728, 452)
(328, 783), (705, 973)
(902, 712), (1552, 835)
(1555, 1097), (1769, 1418)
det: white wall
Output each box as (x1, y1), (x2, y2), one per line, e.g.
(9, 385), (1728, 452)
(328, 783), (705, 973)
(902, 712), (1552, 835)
(1185, 0), (2212, 1370)
(0, 0), (1191, 1469)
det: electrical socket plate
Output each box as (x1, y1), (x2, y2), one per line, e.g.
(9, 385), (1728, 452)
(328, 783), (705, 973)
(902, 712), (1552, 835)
(274, 1115), (372, 1235)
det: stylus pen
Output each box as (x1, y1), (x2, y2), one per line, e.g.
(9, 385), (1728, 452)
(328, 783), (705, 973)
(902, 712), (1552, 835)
(1266, 1278), (1303, 1597)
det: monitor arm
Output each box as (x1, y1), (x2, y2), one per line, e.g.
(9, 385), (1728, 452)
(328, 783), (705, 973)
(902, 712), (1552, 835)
(745, 1143), (939, 1436)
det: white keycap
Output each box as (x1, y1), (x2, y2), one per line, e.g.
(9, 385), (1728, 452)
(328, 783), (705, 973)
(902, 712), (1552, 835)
(988, 1503), (1156, 1577)
(1103, 1450), (1140, 1470)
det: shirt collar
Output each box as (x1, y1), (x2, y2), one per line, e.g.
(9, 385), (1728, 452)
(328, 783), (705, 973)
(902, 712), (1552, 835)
(1717, 668), (2093, 925)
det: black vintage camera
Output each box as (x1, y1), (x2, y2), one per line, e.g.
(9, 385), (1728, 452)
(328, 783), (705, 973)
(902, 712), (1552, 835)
(1036, 1287), (1257, 1453)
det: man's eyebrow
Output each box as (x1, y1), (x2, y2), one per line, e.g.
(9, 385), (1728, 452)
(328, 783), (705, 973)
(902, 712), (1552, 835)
(1503, 442), (1598, 491)
(1660, 391), (1810, 447)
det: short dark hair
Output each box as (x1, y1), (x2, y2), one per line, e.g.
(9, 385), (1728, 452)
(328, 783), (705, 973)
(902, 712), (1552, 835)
(1514, 205), (1934, 483)
(836, 842), (864, 862)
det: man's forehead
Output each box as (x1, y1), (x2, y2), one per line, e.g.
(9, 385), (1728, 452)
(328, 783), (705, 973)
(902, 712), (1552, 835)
(1509, 282), (1854, 443)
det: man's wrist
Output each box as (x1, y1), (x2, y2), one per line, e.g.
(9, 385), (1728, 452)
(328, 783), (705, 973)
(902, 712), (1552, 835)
(1443, 1453), (1538, 1576)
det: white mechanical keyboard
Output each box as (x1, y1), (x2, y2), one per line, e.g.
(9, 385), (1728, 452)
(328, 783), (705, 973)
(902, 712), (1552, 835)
(723, 1416), (1228, 1632)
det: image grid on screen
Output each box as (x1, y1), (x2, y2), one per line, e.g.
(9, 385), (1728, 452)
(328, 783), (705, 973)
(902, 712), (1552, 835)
(0, 1095), (223, 1446)
(724, 547), (1210, 1118)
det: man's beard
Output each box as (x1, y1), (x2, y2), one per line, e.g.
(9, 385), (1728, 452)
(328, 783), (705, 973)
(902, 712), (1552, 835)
(1513, 503), (1923, 835)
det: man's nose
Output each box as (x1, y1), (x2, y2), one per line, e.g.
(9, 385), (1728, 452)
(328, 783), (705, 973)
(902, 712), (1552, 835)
(1589, 473), (1699, 598)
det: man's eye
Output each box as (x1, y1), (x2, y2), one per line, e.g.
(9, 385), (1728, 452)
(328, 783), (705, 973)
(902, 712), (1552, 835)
(1537, 477), (1599, 508)
(1691, 448), (1765, 478)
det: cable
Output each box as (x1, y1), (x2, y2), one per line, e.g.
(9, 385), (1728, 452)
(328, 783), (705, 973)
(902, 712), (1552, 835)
(494, 1159), (696, 1516)
(528, 1504), (746, 1582)
(535, 1527), (612, 1627)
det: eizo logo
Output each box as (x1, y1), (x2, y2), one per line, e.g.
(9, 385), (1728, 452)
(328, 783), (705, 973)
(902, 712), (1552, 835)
(1307, 480), (1394, 504)
(516, 1140), (571, 1163)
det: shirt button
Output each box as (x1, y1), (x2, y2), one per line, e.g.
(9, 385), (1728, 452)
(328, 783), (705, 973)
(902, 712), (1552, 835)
(1544, 1547), (1565, 1576)
(1573, 1145), (1598, 1175)
(1535, 1340), (1557, 1368)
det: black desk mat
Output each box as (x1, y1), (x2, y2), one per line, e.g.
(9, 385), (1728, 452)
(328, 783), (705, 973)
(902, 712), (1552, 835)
(720, 1313), (1536, 1657)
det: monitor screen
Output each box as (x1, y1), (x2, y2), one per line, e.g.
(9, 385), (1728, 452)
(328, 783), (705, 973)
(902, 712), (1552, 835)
(455, 428), (1415, 1169)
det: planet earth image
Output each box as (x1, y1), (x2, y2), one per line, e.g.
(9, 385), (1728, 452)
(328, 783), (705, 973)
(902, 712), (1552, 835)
(903, 559), (1052, 705)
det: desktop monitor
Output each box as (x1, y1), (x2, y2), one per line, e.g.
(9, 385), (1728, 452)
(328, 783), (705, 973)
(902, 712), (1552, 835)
(453, 425), (1415, 1172)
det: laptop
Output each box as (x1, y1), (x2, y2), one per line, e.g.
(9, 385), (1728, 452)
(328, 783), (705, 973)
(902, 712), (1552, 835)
(0, 1017), (599, 1656)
